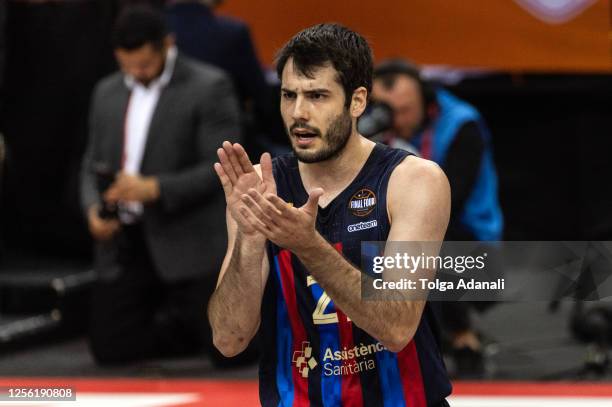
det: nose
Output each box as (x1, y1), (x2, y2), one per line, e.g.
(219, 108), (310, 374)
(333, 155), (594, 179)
(291, 95), (309, 122)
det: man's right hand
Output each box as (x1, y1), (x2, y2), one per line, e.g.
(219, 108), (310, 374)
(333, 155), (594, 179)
(87, 205), (120, 241)
(214, 141), (276, 236)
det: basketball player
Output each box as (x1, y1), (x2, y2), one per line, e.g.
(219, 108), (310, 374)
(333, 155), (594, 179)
(208, 24), (452, 406)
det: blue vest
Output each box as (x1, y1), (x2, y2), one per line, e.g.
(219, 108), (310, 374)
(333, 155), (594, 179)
(415, 89), (503, 241)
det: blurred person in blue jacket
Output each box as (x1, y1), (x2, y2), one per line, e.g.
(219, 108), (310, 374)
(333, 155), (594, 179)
(371, 59), (503, 378)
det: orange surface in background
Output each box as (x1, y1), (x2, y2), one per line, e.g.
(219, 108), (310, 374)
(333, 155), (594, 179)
(218, 0), (612, 72)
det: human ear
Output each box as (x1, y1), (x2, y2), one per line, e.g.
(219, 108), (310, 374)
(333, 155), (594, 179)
(350, 86), (368, 118)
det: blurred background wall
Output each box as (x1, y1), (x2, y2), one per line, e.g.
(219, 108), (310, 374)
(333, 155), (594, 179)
(218, 0), (611, 72)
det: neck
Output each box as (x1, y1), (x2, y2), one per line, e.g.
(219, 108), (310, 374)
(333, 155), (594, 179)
(298, 132), (375, 203)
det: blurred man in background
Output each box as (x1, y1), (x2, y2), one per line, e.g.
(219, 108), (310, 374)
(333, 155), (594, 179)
(371, 59), (503, 378)
(80, 5), (240, 364)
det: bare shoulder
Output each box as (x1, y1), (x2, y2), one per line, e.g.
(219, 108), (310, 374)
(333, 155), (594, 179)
(386, 156), (450, 227)
(388, 155), (449, 195)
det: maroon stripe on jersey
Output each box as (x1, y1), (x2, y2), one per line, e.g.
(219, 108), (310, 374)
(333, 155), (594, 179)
(278, 249), (310, 407)
(397, 340), (427, 407)
(333, 242), (364, 407)
(336, 309), (364, 407)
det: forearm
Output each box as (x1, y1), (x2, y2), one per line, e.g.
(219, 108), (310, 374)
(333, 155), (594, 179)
(208, 231), (267, 356)
(295, 233), (424, 352)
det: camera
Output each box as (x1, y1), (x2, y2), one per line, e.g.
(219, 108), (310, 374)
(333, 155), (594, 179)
(357, 101), (394, 139)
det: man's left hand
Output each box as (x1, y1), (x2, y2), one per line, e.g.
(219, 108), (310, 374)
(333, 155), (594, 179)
(240, 187), (324, 254)
(104, 172), (160, 204)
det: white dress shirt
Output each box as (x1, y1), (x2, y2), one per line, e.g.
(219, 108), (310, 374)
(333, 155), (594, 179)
(120, 46), (177, 223)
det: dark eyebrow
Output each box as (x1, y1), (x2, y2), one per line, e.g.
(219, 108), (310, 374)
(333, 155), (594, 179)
(304, 89), (330, 95)
(280, 88), (331, 94)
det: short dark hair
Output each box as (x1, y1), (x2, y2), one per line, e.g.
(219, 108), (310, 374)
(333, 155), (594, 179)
(112, 5), (167, 51)
(275, 23), (373, 108)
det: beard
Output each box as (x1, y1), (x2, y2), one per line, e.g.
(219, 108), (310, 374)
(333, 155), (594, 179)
(288, 109), (353, 164)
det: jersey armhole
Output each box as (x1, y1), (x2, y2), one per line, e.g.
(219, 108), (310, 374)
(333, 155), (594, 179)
(381, 153), (413, 235)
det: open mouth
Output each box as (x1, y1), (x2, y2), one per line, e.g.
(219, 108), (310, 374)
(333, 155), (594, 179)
(293, 130), (317, 138)
(292, 131), (318, 147)
(292, 129), (319, 140)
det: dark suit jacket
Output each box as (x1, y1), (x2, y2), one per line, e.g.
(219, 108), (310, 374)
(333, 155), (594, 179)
(81, 54), (240, 282)
(166, 2), (272, 123)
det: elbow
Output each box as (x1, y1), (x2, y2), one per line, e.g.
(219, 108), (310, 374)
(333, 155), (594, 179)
(212, 332), (250, 358)
(383, 340), (409, 354)
(382, 326), (416, 353)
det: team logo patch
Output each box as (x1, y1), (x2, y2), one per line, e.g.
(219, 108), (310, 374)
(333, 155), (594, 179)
(347, 220), (378, 233)
(514, 0), (596, 24)
(348, 188), (377, 217)
(293, 341), (318, 378)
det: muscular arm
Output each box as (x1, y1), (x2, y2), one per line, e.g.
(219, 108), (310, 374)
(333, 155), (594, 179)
(208, 151), (275, 358)
(292, 157), (450, 352)
(208, 208), (269, 357)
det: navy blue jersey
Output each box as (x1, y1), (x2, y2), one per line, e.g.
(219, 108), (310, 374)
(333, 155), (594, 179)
(259, 143), (452, 407)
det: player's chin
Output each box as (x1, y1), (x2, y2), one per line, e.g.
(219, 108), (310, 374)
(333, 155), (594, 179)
(294, 148), (327, 164)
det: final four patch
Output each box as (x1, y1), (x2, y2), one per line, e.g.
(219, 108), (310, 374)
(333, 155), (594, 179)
(348, 188), (376, 217)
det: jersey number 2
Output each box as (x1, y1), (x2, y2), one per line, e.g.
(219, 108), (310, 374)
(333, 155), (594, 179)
(307, 276), (350, 325)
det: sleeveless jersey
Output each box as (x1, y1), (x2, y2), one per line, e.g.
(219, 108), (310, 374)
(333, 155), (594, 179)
(259, 143), (452, 407)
